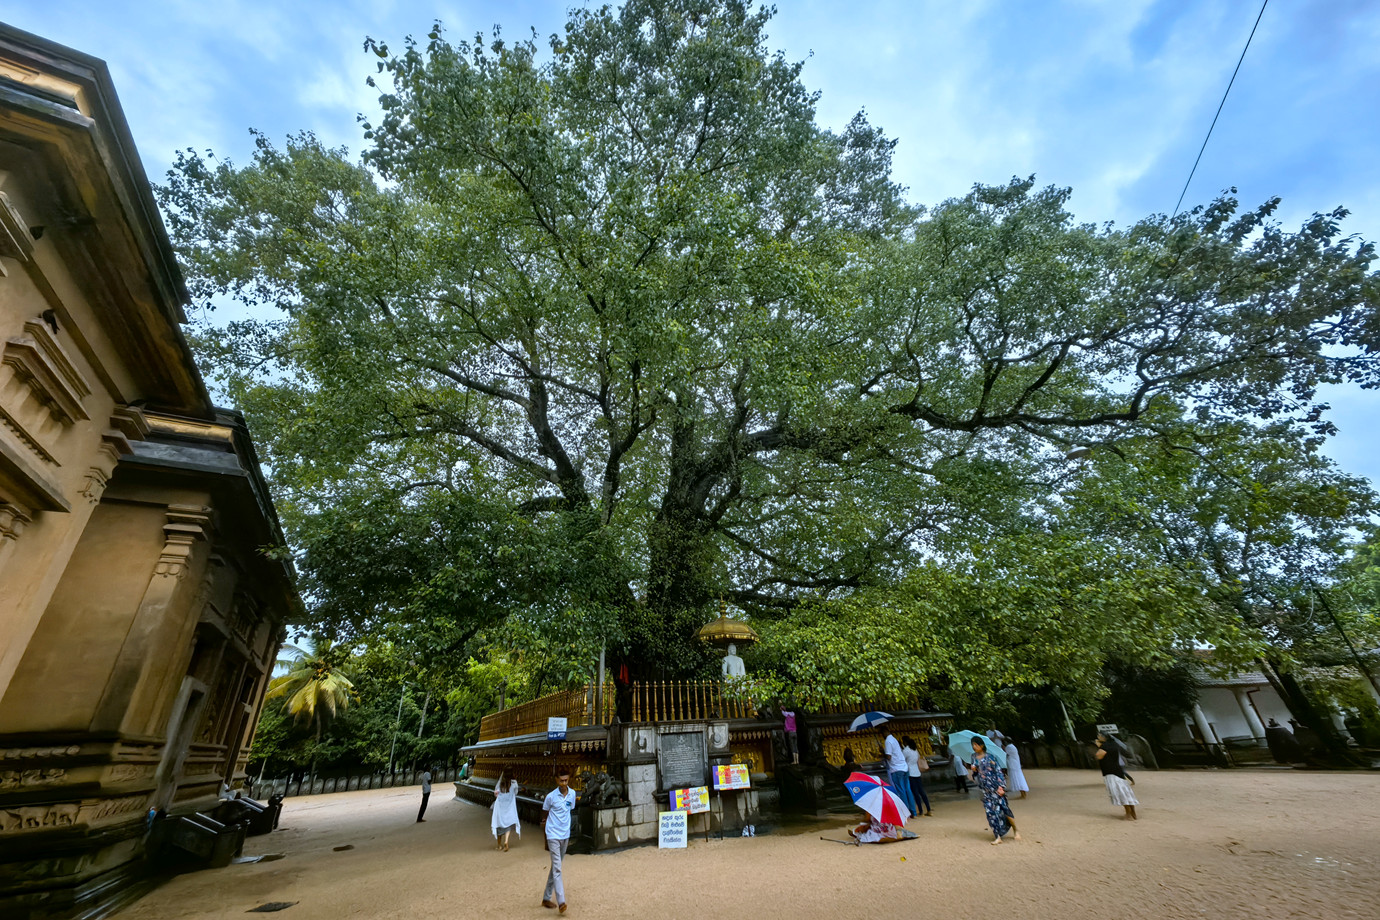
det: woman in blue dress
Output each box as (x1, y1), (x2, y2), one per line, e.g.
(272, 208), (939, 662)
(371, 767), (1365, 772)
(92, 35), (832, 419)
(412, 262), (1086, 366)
(969, 736), (1021, 845)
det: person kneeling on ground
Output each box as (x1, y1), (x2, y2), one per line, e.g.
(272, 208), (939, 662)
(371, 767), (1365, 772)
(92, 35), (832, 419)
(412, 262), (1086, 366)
(848, 814), (900, 844)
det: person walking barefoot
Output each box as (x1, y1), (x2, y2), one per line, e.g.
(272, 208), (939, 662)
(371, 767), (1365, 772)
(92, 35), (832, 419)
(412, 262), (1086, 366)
(969, 736), (1021, 845)
(1095, 733), (1139, 820)
(491, 767), (521, 851)
(1003, 739), (1029, 799)
(902, 736), (933, 816)
(541, 768), (577, 914)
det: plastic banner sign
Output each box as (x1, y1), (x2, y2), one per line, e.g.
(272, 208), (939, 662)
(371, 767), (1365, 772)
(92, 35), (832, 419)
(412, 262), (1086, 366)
(547, 717), (567, 740)
(658, 810), (688, 848)
(712, 764), (751, 790)
(669, 786), (710, 813)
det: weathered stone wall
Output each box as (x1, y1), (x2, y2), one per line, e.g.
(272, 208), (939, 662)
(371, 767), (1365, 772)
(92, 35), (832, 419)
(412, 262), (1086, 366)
(0, 25), (300, 920)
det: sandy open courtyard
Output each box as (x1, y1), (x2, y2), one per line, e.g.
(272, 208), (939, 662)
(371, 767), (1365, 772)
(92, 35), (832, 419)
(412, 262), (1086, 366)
(119, 768), (1378, 920)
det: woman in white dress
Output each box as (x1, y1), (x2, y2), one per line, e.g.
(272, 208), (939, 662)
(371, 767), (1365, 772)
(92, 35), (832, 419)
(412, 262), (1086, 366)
(1003, 740), (1029, 798)
(491, 768), (521, 850)
(1095, 733), (1138, 820)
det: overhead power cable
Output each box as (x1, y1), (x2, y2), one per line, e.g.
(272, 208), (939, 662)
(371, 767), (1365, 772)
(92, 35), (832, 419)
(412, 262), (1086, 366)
(1171, 0), (1270, 218)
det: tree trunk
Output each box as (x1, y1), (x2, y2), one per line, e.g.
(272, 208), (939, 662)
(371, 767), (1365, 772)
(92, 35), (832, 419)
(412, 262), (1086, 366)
(1256, 656), (1360, 765)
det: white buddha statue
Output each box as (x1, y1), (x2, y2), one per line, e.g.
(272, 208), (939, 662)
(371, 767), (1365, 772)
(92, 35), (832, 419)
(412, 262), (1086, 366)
(722, 642), (745, 678)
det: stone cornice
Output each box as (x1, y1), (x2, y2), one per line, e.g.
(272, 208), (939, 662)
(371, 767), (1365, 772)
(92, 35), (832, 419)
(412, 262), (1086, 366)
(3, 319), (92, 425)
(0, 26), (208, 413)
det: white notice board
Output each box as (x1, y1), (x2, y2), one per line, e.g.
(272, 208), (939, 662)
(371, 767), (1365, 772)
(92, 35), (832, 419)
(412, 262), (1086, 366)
(658, 810), (688, 848)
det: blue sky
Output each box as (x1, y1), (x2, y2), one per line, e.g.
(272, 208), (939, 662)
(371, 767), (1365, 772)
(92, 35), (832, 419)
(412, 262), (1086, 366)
(8, 0), (1379, 485)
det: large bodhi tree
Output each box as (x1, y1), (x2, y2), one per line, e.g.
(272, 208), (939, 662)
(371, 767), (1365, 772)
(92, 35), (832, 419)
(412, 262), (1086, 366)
(160, 0), (1379, 703)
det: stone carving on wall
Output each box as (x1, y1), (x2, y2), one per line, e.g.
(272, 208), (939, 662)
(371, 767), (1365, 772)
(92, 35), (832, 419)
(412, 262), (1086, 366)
(0, 793), (154, 834)
(0, 745), (81, 762)
(83, 795), (149, 823)
(106, 763), (157, 783)
(0, 803), (79, 833)
(0, 769), (66, 789)
(577, 769), (626, 807)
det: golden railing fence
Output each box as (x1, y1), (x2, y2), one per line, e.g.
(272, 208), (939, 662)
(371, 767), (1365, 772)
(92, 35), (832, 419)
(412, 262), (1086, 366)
(476, 680), (761, 741)
(477, 682), (615, 742)
(630, 680), (756, 722)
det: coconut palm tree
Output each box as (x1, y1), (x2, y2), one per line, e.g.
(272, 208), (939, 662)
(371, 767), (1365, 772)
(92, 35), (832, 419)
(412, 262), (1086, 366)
(266, 637), (356, 775)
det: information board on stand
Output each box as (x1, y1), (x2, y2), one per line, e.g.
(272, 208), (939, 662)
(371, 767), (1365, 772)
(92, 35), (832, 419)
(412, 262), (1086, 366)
(712, 764), (751, 790)
(669, 786), (710, 814)
(658, 811), (688, 848)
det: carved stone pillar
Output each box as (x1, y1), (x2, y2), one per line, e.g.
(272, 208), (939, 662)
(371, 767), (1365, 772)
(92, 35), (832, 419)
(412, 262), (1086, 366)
(89, 505), (215, 734)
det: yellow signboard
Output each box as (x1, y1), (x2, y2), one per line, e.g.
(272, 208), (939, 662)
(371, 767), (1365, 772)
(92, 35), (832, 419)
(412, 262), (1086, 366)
(712, 763), (751, 790)
(669, 786), (710, 814)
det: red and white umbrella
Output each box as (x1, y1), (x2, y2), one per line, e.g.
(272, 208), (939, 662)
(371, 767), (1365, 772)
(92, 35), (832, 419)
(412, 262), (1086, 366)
(844, 771), (911, 826)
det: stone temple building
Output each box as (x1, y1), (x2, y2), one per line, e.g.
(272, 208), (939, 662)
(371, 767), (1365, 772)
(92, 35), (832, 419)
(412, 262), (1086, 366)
(0, 24), (298, 917)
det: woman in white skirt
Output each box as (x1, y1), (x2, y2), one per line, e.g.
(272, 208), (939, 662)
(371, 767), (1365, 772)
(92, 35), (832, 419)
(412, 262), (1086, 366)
(1003, 739), (1029, 798)
(491, 768), (521, 850)
(1094, 733), (1137, 820)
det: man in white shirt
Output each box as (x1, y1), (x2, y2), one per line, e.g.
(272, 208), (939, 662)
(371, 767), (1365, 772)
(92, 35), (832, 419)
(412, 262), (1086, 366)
(541, 768), (577, 913)
(883, 731), (918, 816)
(417, 769), (432, 823)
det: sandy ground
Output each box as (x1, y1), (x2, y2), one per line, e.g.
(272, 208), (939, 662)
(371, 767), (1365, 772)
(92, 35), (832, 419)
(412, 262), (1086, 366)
(118, 768), (1380, 920)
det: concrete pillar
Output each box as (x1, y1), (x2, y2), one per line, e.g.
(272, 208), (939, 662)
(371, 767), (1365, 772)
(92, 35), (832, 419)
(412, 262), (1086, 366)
(89, 504), (213, 733)
(1191, 704), (1216, 745)
(1233, 687), (1266, 741)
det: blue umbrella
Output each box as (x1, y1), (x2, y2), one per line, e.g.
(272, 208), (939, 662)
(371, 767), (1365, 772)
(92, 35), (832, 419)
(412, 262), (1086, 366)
(848, 711), (894, 732)
(947, 730), (1008, 769)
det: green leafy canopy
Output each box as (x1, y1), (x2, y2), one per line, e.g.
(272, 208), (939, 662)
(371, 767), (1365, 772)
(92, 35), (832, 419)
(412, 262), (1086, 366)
(159, 0), (1380, 708)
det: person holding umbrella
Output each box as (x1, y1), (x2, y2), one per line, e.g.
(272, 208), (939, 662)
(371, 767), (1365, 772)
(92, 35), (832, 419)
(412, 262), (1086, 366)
(843, 772), (913, 844)
(969, 736), (1021, 845)
(1095, 732), (1139, 820)
(848, 712), (917, 816)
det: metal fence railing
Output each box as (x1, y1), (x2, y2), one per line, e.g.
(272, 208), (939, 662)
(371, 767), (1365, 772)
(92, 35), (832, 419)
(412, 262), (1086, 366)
(249, 765), (460, 800)
(477, 682), (616, 741)
(630, 680), (756, 722)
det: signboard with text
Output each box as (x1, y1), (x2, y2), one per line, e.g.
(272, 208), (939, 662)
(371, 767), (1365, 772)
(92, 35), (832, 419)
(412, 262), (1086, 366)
(547, 717), (568, 741)
(712, 763), (751, 790)
(669, 786), (710, 814)
(1095, 723), (1119, 734)
(658, 810), (688, 848)
(657, 731), (707, 790)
